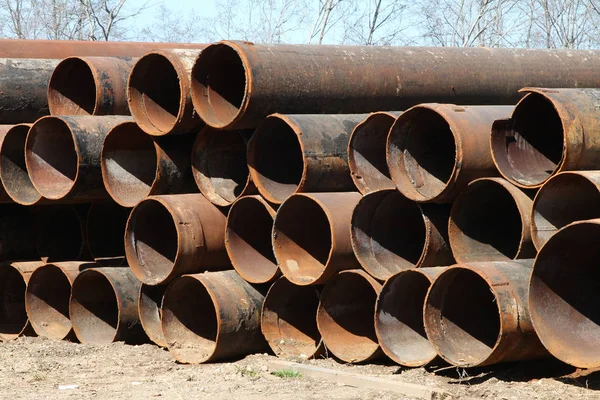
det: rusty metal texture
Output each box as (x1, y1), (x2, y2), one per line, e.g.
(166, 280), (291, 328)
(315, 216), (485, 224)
(49, 56), (136, 116)
(138, 283), (168, 347)
(125, 193), (230, 285)
(0, 261), (44, 341)
(86, 203), (130, 266)
(192, 41), (600, 130)
(351, 189), (454, 281)
(529, 218), (600, 368)
(128, 48), (206, 136)
(261, 277), (325, 359)
(248, 114), (366, 204)
(192, 127), (257, 207)
(491, 88), (600, 189)
(25, 261), (94, 340)
(424, 260), (548, 367)
(316, 269), (383, 363)
(162, 270), (267, 363)
(388, 104), (514, 203)
(0, 205), (38, 261)
(449, 177), (536, 263)
(26, 115), (132, 203)
(274, 192), (361, 286)
(375, 267), (446, 367)
(101, 121), (197, 207)
(0, 125), (19, 203)
(70, 267), (146, 344)
(226, 195), (279, 284)
(348, 111), (402, 195)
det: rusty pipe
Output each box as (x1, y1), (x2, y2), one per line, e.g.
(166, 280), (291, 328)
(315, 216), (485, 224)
(128, 48), (206, 136)
(0, 125), (20, 203)
(348, 111), (402, 195)
(192, 42), (600, 130)
(226, 195), (279, 284)
(138, 283), (168, 347)
(375, 267), (446, 367)
(192, 127), (256, 207)
(25, 261), (94, 340)
(162, 270), (267, 363)
(48, 56), (136, 116)
(86, 203), (130, 266)
(0, 205), (38, 261)
(424, 260), (548, 367)
(274, 192), (361, 286)
(449, 178), (536, 263)
(316, 269), (383, 363)
(101, 121), (197, 207)
(248, 114), (367, 204)
(261, 277), (325, 359)
(351, 190), (454, 281)
(70, 267), (145, 344)
(125, 194), (229, 285)
(26, 115), (132, 203)
(388, 104), (514, 203)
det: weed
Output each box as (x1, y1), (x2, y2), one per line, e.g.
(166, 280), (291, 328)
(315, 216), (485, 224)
(271, 369), (301, 379)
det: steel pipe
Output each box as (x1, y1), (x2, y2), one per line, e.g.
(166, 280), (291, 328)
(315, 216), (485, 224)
(449, 178), (536, 263)
(128, 48), (205, 136)
(33, 205), (90, 263)
(125, 194), (229, 285)
(274, 192), (361, 286)
(101, 121), (197, 207)
(375, 267), (446, 367)
(226, 195), (278, 284)
(424, 260), (547, 367)
(388, 104), (513, 203)
(138, 283), (168, 347)
(86, 203), (130, 266)
(26, 115), (132, 203)
(0, 125), (19, 203)
(192, 127), (256, 207)
(248, 114), (366, 204)
(0, 205), (38, 261)
(351, 190), (454, 281)
(162, 270), (266, 363)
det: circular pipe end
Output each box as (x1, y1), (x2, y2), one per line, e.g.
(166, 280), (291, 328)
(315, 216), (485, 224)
(48, 57), (98, 116)
(0, 266), (29, 341)
(138, 283), (168, 347)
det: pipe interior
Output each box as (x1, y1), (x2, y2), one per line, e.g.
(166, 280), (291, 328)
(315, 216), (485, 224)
(48, 58), (96, 115)
(139, 284), (167, 345)
(0, 125), (41, 205)
(0, 267), (27, 339)
(86, 203), (129, 264)
(33, 206), (85, 262)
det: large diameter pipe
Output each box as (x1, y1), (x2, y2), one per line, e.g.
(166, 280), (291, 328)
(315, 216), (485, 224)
(317, 269), (383, 363)
(248, 114), (366, 204)
(86, 203), (130, 266)
(274, 192), (361, 286)
(70, 267), (145, 344)
(491, 88), (600, 189)
(33, 205), (90, 263)
(449, 178), (536, 263)
(128, 48), (206, 136)
(192, 127), (256, 207)
(0, 125), (20, 203)
(125, 194), (229, 285)
(351, 189), (454, 281)
(225, 195), (279, 284)
(48, 56), (136, 116)
(26, 115), (132, 203)
(0, 205), (38, 261)
(138, 283), (168, 347)
(162, 270), (267, 363)
(101, 121), (197, 207)
(424, 260), (548, 367)
(375, 267), (446, 367)
(261, 277), (325, 359)
(388, 104), (514, 203)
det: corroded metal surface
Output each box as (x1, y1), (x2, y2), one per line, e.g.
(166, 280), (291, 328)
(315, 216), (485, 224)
(274, 192), (361, 286)
(86, 203), (130, 266)
(162, 270), (267, 364)
(138, 283), (168, 347)
(351, 189), (454, 281)
(0, 125), (18, 203)
(424, 260), (547, 367)
(388, 104), (513, 203)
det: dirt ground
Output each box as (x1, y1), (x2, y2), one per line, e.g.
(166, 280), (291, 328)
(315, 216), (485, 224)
(1, 337), (599, 399)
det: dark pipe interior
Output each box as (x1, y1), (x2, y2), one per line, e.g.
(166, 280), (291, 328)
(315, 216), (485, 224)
(0, 267), (27, 338)
(0, 125), (41, 205)
(33, 205), (86, 262)
(48, 58), (96, 115)
(86, 203), (129, 265)
(139, 283), (167, 345)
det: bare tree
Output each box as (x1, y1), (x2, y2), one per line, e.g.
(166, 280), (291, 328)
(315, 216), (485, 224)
(341, 0), (410, 45)
(136, 3), (207, 43)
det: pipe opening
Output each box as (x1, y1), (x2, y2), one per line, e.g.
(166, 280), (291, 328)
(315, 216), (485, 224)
(425, 268), (500, 365)
(274, 195), (332, 284)
(0, 267), (27, 339)
(139, 284), (167, 346)
(26, 118), (77, 199)
(0, 125), (41, 205)
(48, 58), (96, 115)
(33, 206), (85, 262)
(87, 203), (129, 265)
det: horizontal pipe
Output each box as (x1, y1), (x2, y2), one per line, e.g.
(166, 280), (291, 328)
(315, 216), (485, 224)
(0, 125), (19, 203)
(424, 260), (547, 367)
(125, 194), (229, 285)
(138, 283), (168, 347)
(375, 267), (446, 367)
(388, 104), (514, 203)
(274, 192), (361, 286)
(85, 203), (130, 266)
(248, 114), (367, 204)
(191, 41), (600, 129)
(162, 270), (267, 363)
(0, 205), (38, 261)
(449, 177), (536, 263)
(351, 190), (454, 281)
(128, 48), (206, 136)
